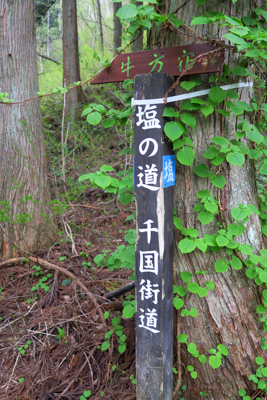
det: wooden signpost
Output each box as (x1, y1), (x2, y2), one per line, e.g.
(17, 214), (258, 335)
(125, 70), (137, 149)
(91, 44), (224, 399)
(90, 43), (224, 84)
(134, 73), (175, 400)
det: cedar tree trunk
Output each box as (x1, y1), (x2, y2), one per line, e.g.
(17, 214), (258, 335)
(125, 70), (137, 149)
(113, 2), (122, 55)
(0, 0), (56, 259)
(149, 0), (266, 399)
(62, 0), (82, 120)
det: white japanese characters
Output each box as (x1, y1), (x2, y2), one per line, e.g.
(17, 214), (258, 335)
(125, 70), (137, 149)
(135, 103), (162, 334)
(137, 164), (159, 191)
(139, 250), (159, 275)
(164, 158), (175, 183)
(139, 279), (160, 305)
(139, 308), (160, 334)
(139, 219), (159, 244)
(136, 104), (161, 130)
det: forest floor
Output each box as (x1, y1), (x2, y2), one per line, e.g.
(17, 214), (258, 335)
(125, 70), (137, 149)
(0, 99), (139, 399)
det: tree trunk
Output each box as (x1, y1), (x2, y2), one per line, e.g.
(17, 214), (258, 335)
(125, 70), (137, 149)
(96, 0), (104, 53)
(149, 1), (265, 399)
(113, 2), (122, 55)
(131, 2), (143, 52)
(62, 0), (82, 121)
(0, 0), (56, 259)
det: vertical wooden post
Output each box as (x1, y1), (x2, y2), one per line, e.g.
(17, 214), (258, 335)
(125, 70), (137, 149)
(134, 73), (175, 400)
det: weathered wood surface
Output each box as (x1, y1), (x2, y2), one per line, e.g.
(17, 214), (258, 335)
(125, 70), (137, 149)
(134, 73), (175, 400)
(91, 43), (223, 84)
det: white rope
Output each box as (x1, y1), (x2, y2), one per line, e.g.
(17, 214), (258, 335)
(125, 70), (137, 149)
(131, 81), (253, 107)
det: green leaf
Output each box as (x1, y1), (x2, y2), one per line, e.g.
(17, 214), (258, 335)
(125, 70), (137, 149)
(212, 137), (229, 146)
(193, 164), (210, 177)
(163, 107), (179, 117)
(198, 287), (208, 298)
(230, 256), (242, 270)
(210, 175), (226, 188)
(201, 105), (214, 117)
(195, 238), (208, 253)
(164, 121), (185, 141)
(232, 66), (247, 76)
(209, 355), (222, 369)
(257, 305), (266, 313)
(255, 356), (264, 365)
(189, 308), (198, 317)
(174, 217), (182, 230)
(258, 380), (266, 390)
(177, 334), (188, 343)
(215, 259), (229, 273)
(101, 341), (110, 351)
(247, 204), (260, 215)
(262, 225), (267, 236)
(216, 235), (229, 247)
(173, 297), (184, 309)
(119, 193), (132, 205)
(226, 152), (245, 167)
(123, 304), (135, 318)
(167, 13), (184, 28)
(206, 281), (215, 290)
(247, 130), (263, 145)
(118, 344), (126, 354)
(179, 239), (196, 253)
(191, 16), (210, 25)
(87, 112), (102, 125)
(83, 391), (92, 398)
(260, 163), (267, 175)
(239, 389), (246, 396)
(203, 146), (219, 159)
(95, 175), (112, 189)
(187, 282), (200, 294)
(100, 165), (115, 172)
(231, 208), (247, 221)
(181, 81), (197, 91)
(191, 371), (198, 379)
(181, 113), (196, 129)
(116, 4), (138, 20)
(103, 118), (115, 128)
(259, 270), (267, 283)
(217, 109), (231, 117)
(180, 271), (193, 282)
(204, 200), (218, 214)
(187, 343), (197, 354)
(223, 33), (246, 44)
(209, 86), (226, 104)
(199, 354), (207, 363)
(217, 344), (228, 356)
(226, 89), (239, 99)
(197, 190), (210, 198)
(195, 0), (207, 5)
(173, 286), (187, 296)
(199, 210), (213, 225)
(82, 107), (93, 116)
(177, 147), (195, 166)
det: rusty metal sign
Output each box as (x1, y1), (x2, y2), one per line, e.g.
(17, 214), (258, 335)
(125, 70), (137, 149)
(90, 44), (224, 85)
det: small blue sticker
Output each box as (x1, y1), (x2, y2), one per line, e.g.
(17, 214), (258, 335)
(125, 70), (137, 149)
(162, 155), (175, 188)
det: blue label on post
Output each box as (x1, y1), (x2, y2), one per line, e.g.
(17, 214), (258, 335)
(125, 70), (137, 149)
(162, 155), (175, 188)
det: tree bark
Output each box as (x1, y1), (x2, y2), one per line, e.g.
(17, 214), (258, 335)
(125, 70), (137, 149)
(149, 1), (266, 398)
(0, 0), (56, 259)
(62, 0), (82, 121)
(131, 2), (143, 52)
(96, 0), (104, 53)
(113, 2), (122, 55)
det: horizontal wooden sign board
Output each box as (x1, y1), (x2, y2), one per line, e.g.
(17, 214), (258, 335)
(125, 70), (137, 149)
(90, 44), (224, 85)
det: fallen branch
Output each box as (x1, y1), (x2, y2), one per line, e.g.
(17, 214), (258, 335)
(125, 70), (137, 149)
(36, 52), (62, 64)
(105, 281), (135, 299)
(0, 257), (105, 326)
